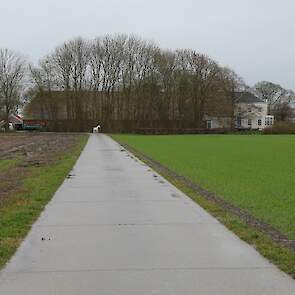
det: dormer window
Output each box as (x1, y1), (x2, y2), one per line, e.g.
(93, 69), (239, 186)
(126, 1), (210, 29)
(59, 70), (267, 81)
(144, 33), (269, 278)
(248, 107), (251, 112)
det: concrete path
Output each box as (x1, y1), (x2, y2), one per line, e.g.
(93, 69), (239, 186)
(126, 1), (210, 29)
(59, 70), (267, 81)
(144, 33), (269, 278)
(0, 134), (294, 294)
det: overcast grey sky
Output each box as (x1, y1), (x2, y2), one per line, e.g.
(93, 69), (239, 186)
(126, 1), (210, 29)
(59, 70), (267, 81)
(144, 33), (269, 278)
(1, 0), (294, 89)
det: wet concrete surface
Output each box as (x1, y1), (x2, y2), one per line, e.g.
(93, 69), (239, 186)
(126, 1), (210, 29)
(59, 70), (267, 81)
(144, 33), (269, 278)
(0, 134), (294, 294)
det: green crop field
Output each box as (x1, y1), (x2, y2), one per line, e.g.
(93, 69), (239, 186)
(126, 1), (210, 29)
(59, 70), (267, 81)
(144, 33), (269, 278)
(113, 135), (295, 239)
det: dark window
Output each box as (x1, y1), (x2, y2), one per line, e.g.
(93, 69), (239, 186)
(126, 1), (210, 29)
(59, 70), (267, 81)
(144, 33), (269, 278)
(236, 117), (241, 127)
(248, 119), (252, 126)
(258, 119), (262, 126)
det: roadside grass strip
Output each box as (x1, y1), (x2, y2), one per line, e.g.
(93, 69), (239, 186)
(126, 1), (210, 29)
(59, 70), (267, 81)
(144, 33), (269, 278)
(0, 134), (89, 269)
(112, 134), (295, 278)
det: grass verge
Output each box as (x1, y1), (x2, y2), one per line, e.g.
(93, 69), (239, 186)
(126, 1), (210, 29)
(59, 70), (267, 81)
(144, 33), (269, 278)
(0, 159), (20, 172)
(112, 135), (295, 278)
(112, 135), (295, 239)
(0, 134), (89, 269)
(172, 178), (295, 278)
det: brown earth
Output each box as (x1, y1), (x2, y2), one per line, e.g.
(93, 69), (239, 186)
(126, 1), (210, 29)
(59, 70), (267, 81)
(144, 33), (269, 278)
(0, 133), (83, 207)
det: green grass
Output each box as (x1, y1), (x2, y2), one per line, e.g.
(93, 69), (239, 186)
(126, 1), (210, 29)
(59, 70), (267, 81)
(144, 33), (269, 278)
(113, 135), (295, 239)
(0, 159), (19, 172)
(0, 134), (89, 269)
(165, 175), (295, 277)
(112, 134), (295, 276)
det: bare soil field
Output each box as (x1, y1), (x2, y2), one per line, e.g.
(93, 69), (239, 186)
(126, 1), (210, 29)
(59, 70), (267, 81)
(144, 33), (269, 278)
(0, 132), (88, 269)
(0, 133), (83, 207)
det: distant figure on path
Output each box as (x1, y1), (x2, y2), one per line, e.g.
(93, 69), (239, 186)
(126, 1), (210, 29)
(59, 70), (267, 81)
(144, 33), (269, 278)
(93, 124), (101, 133)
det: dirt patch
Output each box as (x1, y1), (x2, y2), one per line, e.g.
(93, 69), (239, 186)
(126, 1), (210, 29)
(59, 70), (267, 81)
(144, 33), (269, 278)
(0, 133), (79, 160)
(119, 142), (295, 252)
(0, 133), (83, 207)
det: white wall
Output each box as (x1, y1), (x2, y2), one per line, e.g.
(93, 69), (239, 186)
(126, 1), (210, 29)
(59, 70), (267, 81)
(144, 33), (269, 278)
(204, 116), (231, 129)
(204, 101), (275, 130)
(235, 102), (272, 130)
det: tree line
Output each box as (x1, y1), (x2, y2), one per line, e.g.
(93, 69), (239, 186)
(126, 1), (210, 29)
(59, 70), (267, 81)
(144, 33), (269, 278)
(28, 35), (242, 131)
(1, 34), (294, 131)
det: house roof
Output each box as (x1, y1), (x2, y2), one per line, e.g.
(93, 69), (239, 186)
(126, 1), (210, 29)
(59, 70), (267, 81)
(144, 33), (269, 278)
(14, 114), (23, 120)
(0, 114), (23, 123)
(234, 92), (264, 103)
(9, 114), (23, 123)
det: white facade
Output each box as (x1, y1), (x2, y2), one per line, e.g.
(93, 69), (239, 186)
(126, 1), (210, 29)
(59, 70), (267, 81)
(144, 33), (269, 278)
(204, 92), (275, 130)
(204, 115), (232, 129)
(235, 102), (273, 130)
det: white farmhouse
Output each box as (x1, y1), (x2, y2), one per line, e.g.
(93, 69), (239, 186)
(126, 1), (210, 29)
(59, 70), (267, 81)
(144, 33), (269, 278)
(204, 92), (274, 130)
(234, 92), (274, 130)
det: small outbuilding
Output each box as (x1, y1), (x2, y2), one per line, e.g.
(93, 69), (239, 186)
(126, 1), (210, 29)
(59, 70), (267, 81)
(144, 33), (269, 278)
(0, 114), (23, 131)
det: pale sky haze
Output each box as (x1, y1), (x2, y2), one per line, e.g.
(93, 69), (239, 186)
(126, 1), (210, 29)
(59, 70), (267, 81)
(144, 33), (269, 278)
(0, 0), (294, 89)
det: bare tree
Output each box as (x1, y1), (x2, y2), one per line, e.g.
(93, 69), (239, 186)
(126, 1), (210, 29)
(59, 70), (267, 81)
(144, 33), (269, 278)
(254, 81), (290, 113)
(50, 37), (91, 123)
(273, 102), (294, 122)
(0, 48), (26, 130)
(29, 57), (59, 120)
(176, 50), (221, 126)
(26, 34), (248, 132)
(218, 67), (246, 128)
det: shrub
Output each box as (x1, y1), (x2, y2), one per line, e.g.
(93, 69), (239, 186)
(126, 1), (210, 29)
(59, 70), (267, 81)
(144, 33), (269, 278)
(264, 121), (295, 134)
